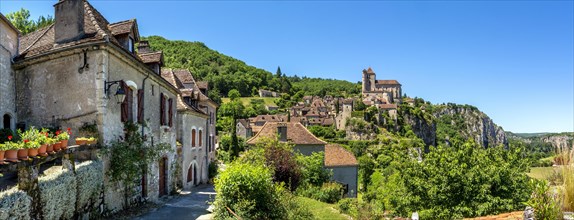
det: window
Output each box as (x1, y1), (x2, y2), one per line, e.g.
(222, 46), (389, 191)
(199, 130), (202, 146)
(160, 93), (165, 125)
(191, 129), (196, 147)
(121, 83), (133, 122)
(168, 98), (173, 127)
(128, 37), (134, 53)
(137, 89), (144, 123)
(210, 112), (214, 125)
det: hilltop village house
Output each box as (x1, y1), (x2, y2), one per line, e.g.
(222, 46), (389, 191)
(246, 122), (358, 197)
(0, 0), (217, 217)
(361, 67), (402, 118)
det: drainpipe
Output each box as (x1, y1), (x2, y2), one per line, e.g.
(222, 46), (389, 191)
(141, 71), (150, 137)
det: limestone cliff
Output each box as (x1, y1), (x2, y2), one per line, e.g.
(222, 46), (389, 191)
(402, 113), (436, 147)
(433, 105), (508, 148)
(541, 134), (573, 149)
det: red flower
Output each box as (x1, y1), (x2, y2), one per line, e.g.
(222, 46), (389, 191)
(45, 133), (48, 137)
(8, 135), (12, 140)
(67, 128), (71, 131)
(24, 139), (29, 143)
(56, 130), (61, 135)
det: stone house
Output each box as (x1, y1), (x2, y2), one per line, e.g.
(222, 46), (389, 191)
(258, 89), (280, 97)
(362, 67), (402, 105)
(236, 118), (252, 139)
(9, 0), (181, 211)
(0, 13), (19, 131)
(168, 69), (218, 179)
(325, 144), (358, 197)
(161, 69), (210, 189)
(246, 122), (358, 197)
(246, 122), (326, 156)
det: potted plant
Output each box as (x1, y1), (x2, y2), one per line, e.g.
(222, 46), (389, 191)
(87, 137), (98, 145)
(37, 130), (49, 156)
(26, 140), (40, 157)
(46, 136), (56, 154)
(18, 140), (30, 160)
(0, 143), (5, 163)
(57, 128), (71, 150)
(76, 137), (89, 145)
(3, 139), (20, 162)
(53, 130), (63, 151)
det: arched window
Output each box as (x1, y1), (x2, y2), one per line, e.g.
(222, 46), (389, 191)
(191, 129), (196, 147)
(199, 130), (202, 146)
(3, 114), (11, 129)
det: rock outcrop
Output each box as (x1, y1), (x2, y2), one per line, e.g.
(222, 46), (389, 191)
(433, 105), (508, 148)
(542, 134), (573, 149)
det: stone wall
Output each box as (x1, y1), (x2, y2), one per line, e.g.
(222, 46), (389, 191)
(0, 18), (18, 130)
(177, 111), (208, 189)
(328, 166), (358, 198)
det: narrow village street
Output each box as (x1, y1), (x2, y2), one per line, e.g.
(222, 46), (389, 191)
(133, 184), (215, 220)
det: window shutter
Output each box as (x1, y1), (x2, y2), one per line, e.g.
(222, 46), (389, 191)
(160, 93), (165, 125)
(126, 87), (133, 121)
(168, 98), (173, 127)
(137, 89), (144, 123)
(121, 82), (128, 122)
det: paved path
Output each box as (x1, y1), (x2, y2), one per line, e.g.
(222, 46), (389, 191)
(134, 184), (215, 220)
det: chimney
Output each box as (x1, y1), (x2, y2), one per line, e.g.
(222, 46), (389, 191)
(54, 0), (84, 44)
(277, 123), (287, 142)
(138, 40), (151, 53)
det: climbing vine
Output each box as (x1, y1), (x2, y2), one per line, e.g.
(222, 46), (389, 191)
(101, 121), (171, 206)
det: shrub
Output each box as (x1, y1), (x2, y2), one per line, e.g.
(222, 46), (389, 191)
(75, 161), (103, 212)
(296, 182), (344, 204)
(263, 142), (302, 191)
(297, 152), (331, 186)
(39, 168), (77, 220)
(208, 161), (218, 180)
(213, 162), (286, 219)
(0, 187), (32, 220)
(525, 179), (562, 220)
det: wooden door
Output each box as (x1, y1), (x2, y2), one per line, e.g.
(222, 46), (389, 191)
(159, 157), (167, 196)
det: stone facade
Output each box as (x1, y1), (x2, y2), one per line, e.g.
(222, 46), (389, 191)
(177, 111), (209, 189)
(5, 0), (182, 213)
(0, 13), (18, 130)
(329, 166), (358, 197)
(362, 67), (402, 106)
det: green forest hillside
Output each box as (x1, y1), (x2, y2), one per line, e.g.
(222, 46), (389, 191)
(144, 36), (361, 99)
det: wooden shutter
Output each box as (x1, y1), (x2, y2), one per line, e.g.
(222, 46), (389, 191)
(168, 98), (173, 127)
(160, 93), (165, 125)
(126, 88), (133, 121)
(121, 82), (128, 122)
(137, 89), (144, 123)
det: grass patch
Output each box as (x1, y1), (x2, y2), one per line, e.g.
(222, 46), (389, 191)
(221, 97), (279, 107)
(295, 196), (349, 220)
(527, 166), (559, 180)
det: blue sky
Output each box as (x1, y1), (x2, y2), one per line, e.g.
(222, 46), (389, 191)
(1, 0), (573, 133)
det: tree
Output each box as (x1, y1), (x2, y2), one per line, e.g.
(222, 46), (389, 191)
(276, 66), (282, 78)
(5, 8), (54, 35)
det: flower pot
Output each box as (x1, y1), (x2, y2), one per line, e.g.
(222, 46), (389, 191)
(0, 150), (4, 163)
(28, 147), (39, 157)
(17, 149), (29, 160)
(46, 144), (54, 154)
(5, 149), (18, 162)
(87, 140), (96, 145)
(76, 139), (87, 145)
(53, 142), (62, 151)
(60, 139), (68, 150)
(38, 144), (48, 156)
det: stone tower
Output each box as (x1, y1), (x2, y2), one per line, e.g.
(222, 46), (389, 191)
(0, 13), (19, 130)
(362, 67), (376, 93)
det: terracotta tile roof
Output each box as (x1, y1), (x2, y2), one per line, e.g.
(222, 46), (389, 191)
(252, 114), (283, 123)
(16, 0), (125, 60)
(342, 98), (354, 104)
(375, 80), (401, 85)
(363, 67), (375, 75)
(322, 118), (334, 126)
(378, 104), (397, 109)
(237, 119), (251, 129)
(325, 144), (358, 167)
(197, 81), (208, 90)
(109, 19), (139, 40)
(160, 69), (206, 115)
(246, 122), (327, 145)
(169, 69), (219, 107)
(138, 51), (163, 64)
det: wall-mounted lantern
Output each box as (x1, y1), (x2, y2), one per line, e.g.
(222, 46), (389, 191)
(104, 80), (126, 103)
